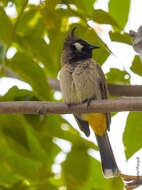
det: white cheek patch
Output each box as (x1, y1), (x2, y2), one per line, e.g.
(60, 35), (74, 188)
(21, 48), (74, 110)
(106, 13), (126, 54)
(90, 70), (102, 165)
(74, 42), (84, 52)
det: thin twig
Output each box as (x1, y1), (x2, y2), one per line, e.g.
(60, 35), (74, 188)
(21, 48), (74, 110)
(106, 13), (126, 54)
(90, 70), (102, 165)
(120, 173), (142, 190)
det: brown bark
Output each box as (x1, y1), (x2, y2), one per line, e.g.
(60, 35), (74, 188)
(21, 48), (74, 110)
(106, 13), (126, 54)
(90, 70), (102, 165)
(0, 97), (142, 114)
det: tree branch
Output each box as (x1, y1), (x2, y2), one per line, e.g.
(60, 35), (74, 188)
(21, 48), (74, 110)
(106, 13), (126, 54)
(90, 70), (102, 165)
(48, 78), (142, 97)
(108, 83), (142, 97)
(1, 71), (142, 97)
(0, 97), (142, 114)
(48, 78), (60, 91)
(3, 72), (142, 97)
(120, 173), (142, 190)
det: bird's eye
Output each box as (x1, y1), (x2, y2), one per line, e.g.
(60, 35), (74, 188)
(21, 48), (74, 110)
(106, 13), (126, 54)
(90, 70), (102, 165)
(71, 44), (76, 51)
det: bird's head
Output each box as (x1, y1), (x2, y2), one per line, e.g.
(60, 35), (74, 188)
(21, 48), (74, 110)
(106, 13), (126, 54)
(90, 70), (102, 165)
(62, 27), (99, 64)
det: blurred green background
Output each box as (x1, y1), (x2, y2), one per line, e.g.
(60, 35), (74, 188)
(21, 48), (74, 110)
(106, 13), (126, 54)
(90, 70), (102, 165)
(0, 0), (141, 189)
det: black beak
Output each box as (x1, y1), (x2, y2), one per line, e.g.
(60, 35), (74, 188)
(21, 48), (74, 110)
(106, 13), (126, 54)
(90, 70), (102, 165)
(89, 45), (100, 50)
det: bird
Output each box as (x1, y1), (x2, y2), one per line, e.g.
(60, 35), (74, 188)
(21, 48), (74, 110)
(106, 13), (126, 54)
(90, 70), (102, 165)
(59, 27), (119, 178)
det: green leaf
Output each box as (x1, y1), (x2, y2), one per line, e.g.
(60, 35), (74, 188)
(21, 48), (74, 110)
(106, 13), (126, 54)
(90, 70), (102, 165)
(46, 0), (62, 8)
(89, 157), (124, 190)
(8, 180), (31, 190)
(0, 86), (33, 101)
(123, 112), (142, 160)
(0, 40), (6, 64)
(25, 123), (50, 162)
(47, 29), (66, 75)
(16, 34), (57, 76)
(108, 0), (130, 30)
(65, 0), (96, 14)
(0, 0), (9, 6)
(41, 115), (98, 150)
(92, 9), (119, 28)
(62, 148), (123, 190)
(24, 120), (61, 170)
(0, 114), (59, 181)
(0, 165), (20, 186)
(24, 120), (61, 180)
(131, 55), (142, 76)
(0, 134), (41, 180)
(109, 31), (132, 45)
(7, 52), (52, 100)
(0, 114), (29, 151)
(35, 181), (58, 190)
(16, 7), (45, 39)
(13, 0), (27, 14)
(62, 145), (90, 189)
(1, 0), (25, 12)
(0, 7), (13, 44)
(40, 3), (65, 30)
(106, 68), (130, 84)
(81, 0), (96, 14)
(16, 8), (38, 34)
(26, 115), (61, 168)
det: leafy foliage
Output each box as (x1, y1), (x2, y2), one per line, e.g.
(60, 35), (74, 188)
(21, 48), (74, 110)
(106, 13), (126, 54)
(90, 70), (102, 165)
(92, 9), (119, 28)
(123, 112), (142, 160)
(0, 0), (140, 189)
(106, 68), (130, 84)
(0, 6), (13, 44)
(109, 31), (132, 45)
(62, 146), (123, 190)
(7, 52), (52, 100)
(108, 0), (131, 30)
(131, 55), (142, 76)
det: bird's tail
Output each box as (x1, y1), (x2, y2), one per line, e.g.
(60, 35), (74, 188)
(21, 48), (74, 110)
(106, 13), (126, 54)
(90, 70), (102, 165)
(82, 113), (119, 178)
(95, 132), (119, 178)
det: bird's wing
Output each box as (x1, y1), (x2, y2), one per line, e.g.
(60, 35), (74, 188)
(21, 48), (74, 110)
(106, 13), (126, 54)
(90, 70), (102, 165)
(74, 115), (90, 137)
(96, 63), (111, 130)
